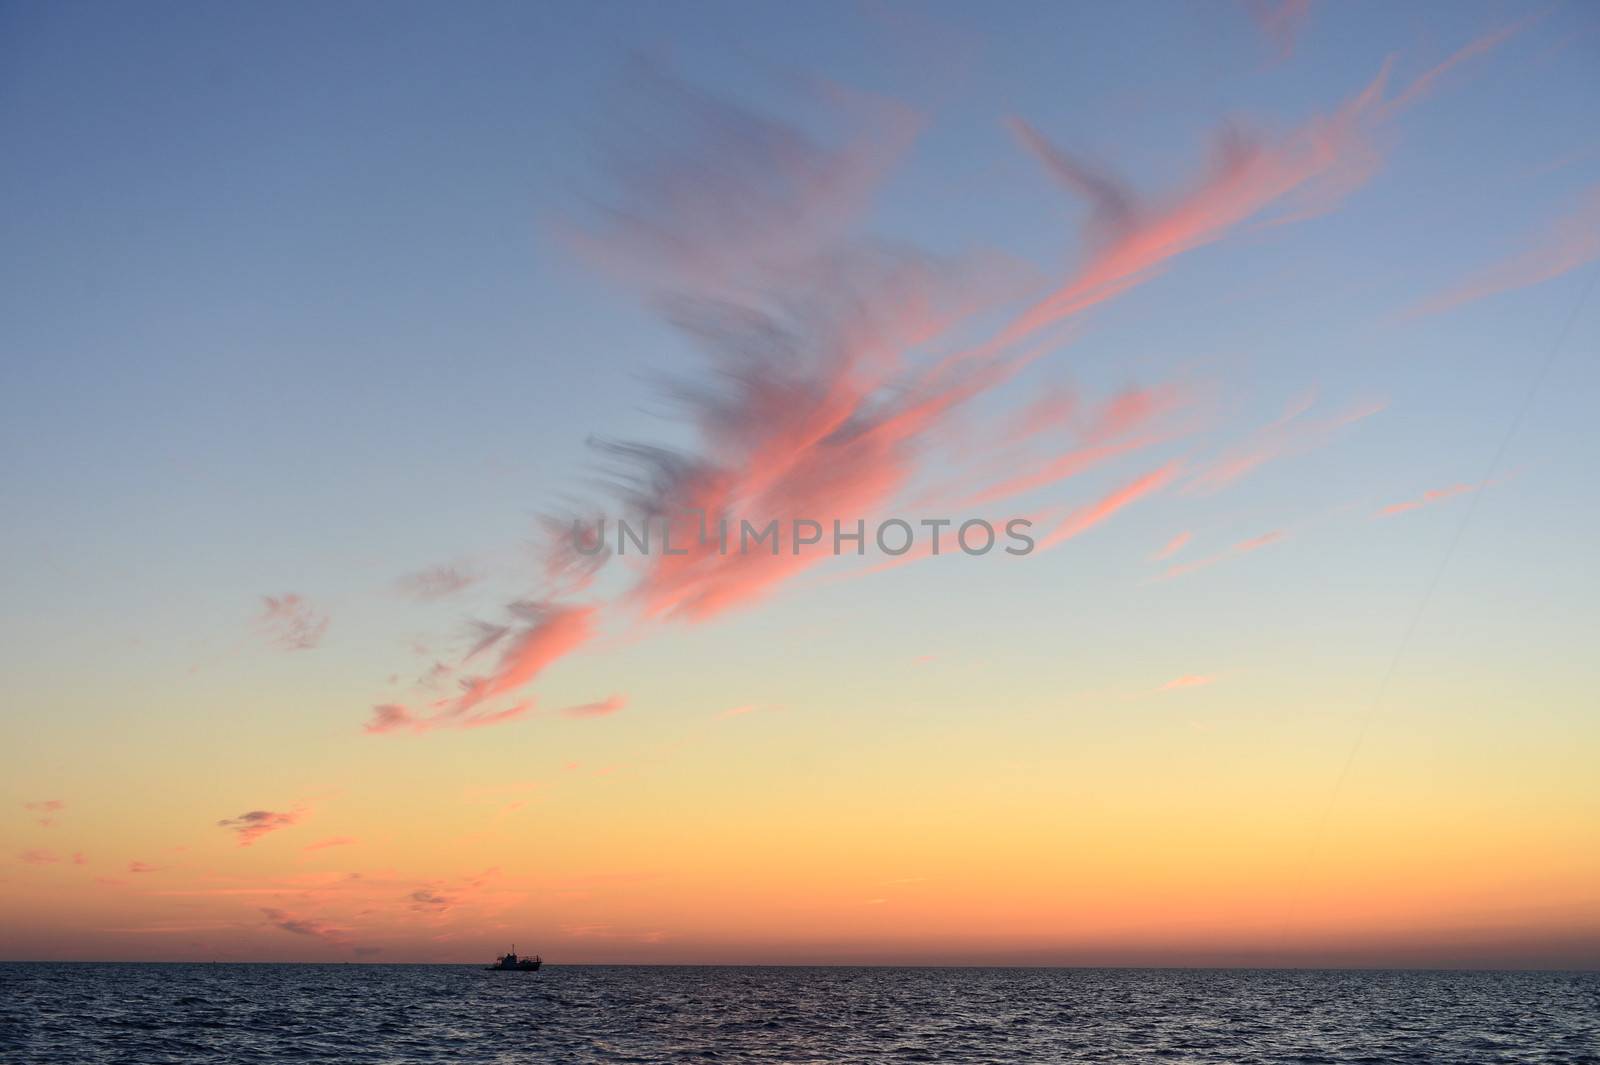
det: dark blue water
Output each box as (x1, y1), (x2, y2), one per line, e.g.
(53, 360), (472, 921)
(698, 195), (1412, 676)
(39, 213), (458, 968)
(1, 963), (1595, 1063)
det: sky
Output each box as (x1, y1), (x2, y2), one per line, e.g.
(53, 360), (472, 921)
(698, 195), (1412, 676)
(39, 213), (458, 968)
(1, 0), (1598, 968)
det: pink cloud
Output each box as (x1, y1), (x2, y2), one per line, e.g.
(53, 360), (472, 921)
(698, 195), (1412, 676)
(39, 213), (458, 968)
(1038, 462), (1181, 551)
(453, 603), (596, 714)
(958, 385), (1192, 509)
(358, 55), (1514, 733)
(258, 594), (328, 651)
(1000, 384), (1077, 447)
(997, 65), (1388, 349)
(23, 799), (64, 828)
(127, 861), (161, 874)
(527, 67), (1403, 634)
(998, 26), (1525, 348)
(217, 809), (304, 847)
(18, 849), (60, 865)
(366, 700), (531, 734)
(1235, 530), (1286, 553)
(555, 69), (1199, 627)
(1404, 186), (1600, 318)
(562, 695), (627, 719)
(369, 601), (603, 734)
(1153, 531), (1192, 561)
(1383, 18), (1537, 118)
(1162, 674), (1218, 691)
(1187, 397), (1383, 494)
(1381, 483), (1478, 517)
(1163, 530), (1288, 580)
(457, 700), (537, 730)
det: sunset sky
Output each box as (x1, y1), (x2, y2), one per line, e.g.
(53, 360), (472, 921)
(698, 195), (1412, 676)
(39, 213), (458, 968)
(2, 0), (1598, 967)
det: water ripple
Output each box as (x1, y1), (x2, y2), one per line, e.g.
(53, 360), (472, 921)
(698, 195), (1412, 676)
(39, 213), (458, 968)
(0, 964), (1595, 1064)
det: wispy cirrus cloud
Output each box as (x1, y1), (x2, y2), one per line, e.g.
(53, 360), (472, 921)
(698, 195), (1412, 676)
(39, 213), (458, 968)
(18, 849), (60, 865)
(562, 695), (627, 719)
(1380, 483), (1479, 517)
(560, 67), (1195, 626)
(368, 691), (623, 734)
(1186, 397), (1383, 494)
(1242, 0), (1312, 61)
(127, 860), (161, 874)
(365, 601), (605, 734)
(1381, 17), (1538, 118)
(1162, 530), (1287, 580)
(997, 65), (1388, 349)
(1162, 674), (1218, 691)
(1404, 186), (1600, 318)
(217, 809), (305, 847)
(1153, 531), (1192, 561)
(452, 603), (595, 714)
(1039, 462), (1182, 551)
(957, 386), (1196, 509)
(360, 43), (1513, 734)
(535, 56), (1421, 634)
(258, 594), (328, 651)
(455, 701), (538, 731)
(1235, 530), (1286, 553)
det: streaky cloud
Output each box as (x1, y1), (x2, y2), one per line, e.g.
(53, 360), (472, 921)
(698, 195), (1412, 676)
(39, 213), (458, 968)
(1153, 531), (1192, 561)
(1380, 483), (1478, 516)
(561, 695), (627, 719)
(1038, 463), (1181, 551)
(1404, 186), (1600, 318)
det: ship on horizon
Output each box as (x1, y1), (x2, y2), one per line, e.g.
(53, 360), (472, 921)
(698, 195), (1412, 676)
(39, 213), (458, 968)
(485, 946), (541, 971)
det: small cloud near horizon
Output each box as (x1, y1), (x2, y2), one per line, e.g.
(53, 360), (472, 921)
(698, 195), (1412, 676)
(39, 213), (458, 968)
(262, 907), (352, 946)
(23, 799), (65, 827)
(302, 837), (357, 853)
(217, 809), (305, 846)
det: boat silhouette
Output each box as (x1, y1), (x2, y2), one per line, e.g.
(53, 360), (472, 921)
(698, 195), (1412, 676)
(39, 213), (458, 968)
(485, 946), (541, 971)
